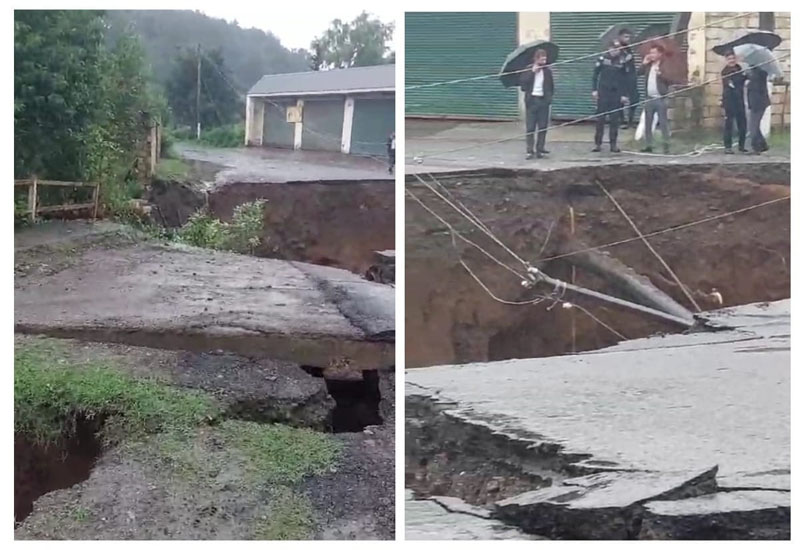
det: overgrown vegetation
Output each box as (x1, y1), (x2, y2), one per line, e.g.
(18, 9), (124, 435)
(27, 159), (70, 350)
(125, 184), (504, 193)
(14, 338), (219, 446)
(14, 10), (166, 213)
(177, 199), (266, 254)
(198, 123), (245, 148)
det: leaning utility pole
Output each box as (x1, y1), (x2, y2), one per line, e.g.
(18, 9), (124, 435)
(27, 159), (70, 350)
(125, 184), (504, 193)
(196, 44), (202, 140)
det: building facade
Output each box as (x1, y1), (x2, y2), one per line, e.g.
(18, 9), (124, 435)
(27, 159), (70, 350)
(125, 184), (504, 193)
(245, 64), (395, 157)
(406, 12), (790, 129)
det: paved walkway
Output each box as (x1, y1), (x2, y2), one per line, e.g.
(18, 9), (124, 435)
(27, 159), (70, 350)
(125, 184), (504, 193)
(177, 143), (393, 185)
(406, 120), (790, 174)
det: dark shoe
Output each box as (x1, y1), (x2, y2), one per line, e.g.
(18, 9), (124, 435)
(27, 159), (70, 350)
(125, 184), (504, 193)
(541, 149), (550, 154)
(610, 146), (621, 153)
(640, 146), (653, 153)
(591, 146), (602, 153)
(724, 148), (734, 155)
(739, 147), (748, 153)
(535, 152), (544, 159)
(621, 123), (630, 130)
(525, 152), (534, 160)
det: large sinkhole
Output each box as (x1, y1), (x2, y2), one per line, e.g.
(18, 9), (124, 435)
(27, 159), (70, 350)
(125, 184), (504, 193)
(15, 416), (103, 524)
(405, 162), (790, 368)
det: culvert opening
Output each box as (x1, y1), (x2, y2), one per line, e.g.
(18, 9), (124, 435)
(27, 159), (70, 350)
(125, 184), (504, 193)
(14, 415), (104, 525)
(301, 366), (384, 433)
(405, 163), (790, 367)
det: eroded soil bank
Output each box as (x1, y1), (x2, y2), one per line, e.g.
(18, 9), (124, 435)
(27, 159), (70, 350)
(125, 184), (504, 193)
(149, 178), (394, 275)
(14, 336), (395, 540)
(405, 162), (790, 367)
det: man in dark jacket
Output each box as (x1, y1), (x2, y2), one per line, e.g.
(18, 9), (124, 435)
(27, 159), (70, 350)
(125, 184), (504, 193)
(639, 44), (674, 153)
(720, 51), (748, 154)
(618, 28), (638, 129)
(591, 40), (629, 153)
(519, 48), (554, 159)
(746, 66), (770, 153)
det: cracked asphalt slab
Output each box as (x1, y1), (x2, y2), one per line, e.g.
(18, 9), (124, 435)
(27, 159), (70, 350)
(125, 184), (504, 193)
(406, 300), (789, 539)
(14, 229), (394, 370)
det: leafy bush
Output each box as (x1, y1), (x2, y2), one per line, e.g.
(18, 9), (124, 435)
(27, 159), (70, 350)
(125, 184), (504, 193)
(177, 199), (266, 254)
(198, 123), (245, 148)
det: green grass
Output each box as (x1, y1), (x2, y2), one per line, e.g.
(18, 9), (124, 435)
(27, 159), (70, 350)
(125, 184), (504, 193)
(155, 157), (192, 179)
(198, 124), (244, 148)
(219, 420), (341, 485)
(252, 487), (315, 540)
(14, 339), (220, 445)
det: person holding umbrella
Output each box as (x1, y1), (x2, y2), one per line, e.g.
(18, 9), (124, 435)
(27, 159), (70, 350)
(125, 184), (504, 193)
(617, 28), (638, 129)
(720, 51), (748, 154)
(639, 44), (675, 154)
(746, 65), (770, 153)
(591, 39), (629, 153)
(519, 48), (554, 159)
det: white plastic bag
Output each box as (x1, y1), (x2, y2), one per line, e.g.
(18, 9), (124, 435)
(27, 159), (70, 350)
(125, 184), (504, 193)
(634, 110), (659, 142)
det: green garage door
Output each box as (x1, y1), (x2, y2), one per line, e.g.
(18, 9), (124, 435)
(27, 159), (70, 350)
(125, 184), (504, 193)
(406, 12), (518, 119)
(263, 99), (295, 149)
(302, 98), (344, 152)
(351, 97), (395, 157)
(550, 12), (680, 119)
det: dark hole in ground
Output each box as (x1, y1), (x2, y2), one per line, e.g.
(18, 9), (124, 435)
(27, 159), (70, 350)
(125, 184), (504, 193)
(14, 416), (103, 525)
(302, 366), (384, 433)
(326, 370), (383, 433)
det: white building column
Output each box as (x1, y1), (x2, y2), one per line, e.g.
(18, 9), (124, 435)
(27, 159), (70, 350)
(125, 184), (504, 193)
(293, 99), (304, 150)
(341, 96), (355, 154)
(245, 96), (265, 146)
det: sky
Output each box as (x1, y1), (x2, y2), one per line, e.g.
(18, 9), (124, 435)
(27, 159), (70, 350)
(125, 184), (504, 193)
(199, 7), (396, 50)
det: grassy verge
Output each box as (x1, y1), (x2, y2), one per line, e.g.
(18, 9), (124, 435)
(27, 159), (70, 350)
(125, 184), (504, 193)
(14, 338), (219, 445)
(155, 157), (192, 180)
(253, 487), (315, 540)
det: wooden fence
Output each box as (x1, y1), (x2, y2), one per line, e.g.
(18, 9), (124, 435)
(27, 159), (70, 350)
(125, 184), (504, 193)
(15, 177), (100, 223)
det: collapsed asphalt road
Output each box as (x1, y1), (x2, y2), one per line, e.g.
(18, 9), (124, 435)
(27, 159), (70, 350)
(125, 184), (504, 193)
(406, 300), (790, 540)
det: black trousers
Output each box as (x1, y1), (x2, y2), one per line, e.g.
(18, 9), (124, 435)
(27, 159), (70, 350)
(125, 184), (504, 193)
(748, 105), (768, 152)
(525, 97), (550, 153)
(723, 101), (747, 150)
(594, 96), (622, 147)
(625, 87), (639, 125)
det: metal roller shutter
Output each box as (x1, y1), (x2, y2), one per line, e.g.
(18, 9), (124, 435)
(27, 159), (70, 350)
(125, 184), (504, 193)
(406, 12), (519, 119)
(550, 12), (680, 119)
(302, 98), (345, 152)
(263, 99), (295, 149)
(351, 97), (395, 157)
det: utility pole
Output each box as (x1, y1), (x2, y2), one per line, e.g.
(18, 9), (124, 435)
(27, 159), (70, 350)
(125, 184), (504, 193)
(196, 44), (202, 140)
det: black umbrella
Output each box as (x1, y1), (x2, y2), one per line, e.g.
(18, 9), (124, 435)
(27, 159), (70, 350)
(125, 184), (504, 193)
(500, 40), (559, 88)
(712, 31), (782, 55)
(634, 23), (672, 45)
(599, 23), (635, 49)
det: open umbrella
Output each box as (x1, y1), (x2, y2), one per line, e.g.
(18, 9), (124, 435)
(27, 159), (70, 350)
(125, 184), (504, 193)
(636, 36), (687, 85)
(634, 23), (671, 46)
(734, 43), (783, 79)
(712, 31), (782, 56)
(500, 40), (559, 88)
(599, 23), (634, 49)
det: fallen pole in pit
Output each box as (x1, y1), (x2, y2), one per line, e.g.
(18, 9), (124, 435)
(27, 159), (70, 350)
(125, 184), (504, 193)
(523, 265), (698, 330)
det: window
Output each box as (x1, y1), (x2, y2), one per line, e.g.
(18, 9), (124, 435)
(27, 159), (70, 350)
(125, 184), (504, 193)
(759, 12), (775, 31)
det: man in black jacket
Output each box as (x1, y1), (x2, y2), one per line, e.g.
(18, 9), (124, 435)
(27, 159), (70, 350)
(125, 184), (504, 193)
(591, 40), (629, 153)
(639, 44), (674, 153)
(720, 51), (748, 154)
(618, 28), (638, 129)
(519, 48), (554, 159)
(747, 66), (770, 153)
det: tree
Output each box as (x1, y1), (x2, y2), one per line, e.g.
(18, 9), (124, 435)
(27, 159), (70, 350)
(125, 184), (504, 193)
(166, 47), (243, 129)
(309, 12), (394, 70)
(15, 10), (163, 205)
